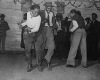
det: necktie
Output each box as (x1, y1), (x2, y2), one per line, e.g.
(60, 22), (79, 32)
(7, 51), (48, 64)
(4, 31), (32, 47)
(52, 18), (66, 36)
(47, 13), (50, 26)
(59, 21), (61, 28)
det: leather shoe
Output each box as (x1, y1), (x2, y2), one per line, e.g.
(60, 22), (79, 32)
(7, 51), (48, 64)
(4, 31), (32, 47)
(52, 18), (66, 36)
(82, 66), (87, 68)
(66, 65), (76, 68)
(27, 64), (33, 72)
(47, 64), (52, 71)
(38, 66), (43, 72)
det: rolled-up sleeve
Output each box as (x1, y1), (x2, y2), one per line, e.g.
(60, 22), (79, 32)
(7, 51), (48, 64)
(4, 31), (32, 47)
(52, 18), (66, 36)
(70, 20), (78, 32)
(31, 16), (41, 32)
(21, 21), (27, 27)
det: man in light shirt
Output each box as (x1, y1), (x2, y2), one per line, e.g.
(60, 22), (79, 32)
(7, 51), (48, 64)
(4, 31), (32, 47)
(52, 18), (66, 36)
(66, 9), (87, 68)
(19, 5), (45, 72)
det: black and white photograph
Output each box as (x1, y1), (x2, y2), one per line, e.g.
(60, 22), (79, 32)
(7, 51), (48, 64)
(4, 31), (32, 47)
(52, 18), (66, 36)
(0, 0), (100, 80)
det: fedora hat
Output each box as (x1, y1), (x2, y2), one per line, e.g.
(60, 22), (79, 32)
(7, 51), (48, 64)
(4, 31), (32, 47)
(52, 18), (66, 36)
(44, 2), (54, 7)
(0, 14), (5, 18)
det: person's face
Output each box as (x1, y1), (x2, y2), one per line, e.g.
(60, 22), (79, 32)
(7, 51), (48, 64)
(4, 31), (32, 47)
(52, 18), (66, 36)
(46, 7), (51, 13)
(31, 8), (39, 17)
(1, 17), (4, 21)
(92, 15), (97, 20)
(70, 13), (75, 18)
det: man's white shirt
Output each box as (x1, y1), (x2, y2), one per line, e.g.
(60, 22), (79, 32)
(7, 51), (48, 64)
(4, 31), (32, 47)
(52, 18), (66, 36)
(56, 21), (62, 31)
(70, 20), (78, 32)
(21, 11), (41, 33)
(45, 10), (53, 26)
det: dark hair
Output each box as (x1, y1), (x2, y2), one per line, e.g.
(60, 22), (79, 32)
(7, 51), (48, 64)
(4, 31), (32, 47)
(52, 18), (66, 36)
(30, 5), (40, 10)
(76, 10), (81, 16)
(70, 9), (77, 14)
(85, 17), (91, 21)
(92, 13), (97, 18)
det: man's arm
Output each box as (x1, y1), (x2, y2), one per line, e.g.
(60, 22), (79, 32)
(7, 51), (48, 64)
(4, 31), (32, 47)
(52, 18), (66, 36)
(21, 21), (27, 27)
(70, 20), (78, 32)
(19, 12), (30, 27)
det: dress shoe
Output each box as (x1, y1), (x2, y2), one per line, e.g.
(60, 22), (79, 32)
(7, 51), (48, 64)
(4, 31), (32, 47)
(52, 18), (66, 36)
(44, 59), (52, 71)
(38, 65), (43, 72)
(66, 65), (76, 68)
(27, 64), (33, 72)
(47, 63), (52, 71)
(82, 65), (87, 68)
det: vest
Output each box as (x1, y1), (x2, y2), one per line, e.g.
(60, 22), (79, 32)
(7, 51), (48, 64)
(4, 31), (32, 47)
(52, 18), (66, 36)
(72, 14), (85, 29)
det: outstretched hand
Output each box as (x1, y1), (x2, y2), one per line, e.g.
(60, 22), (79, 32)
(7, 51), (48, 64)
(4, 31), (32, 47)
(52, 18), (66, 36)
(17, 22), (23, 28)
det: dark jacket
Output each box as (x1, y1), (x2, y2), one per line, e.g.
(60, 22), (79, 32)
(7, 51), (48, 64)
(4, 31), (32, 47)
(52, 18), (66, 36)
(39, 10), (56, 29)
(89, 20), (100, 35)
(0, 20), (10, 36)
(71, 14), (85, 29)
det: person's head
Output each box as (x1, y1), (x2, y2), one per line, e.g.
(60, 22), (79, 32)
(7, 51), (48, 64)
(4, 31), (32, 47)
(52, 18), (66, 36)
(56, 13), (63, 22)
(92, 13), (97, 20)
(44, 2), (54, 13)
(0, 14), (5, 20)
(65, 17), (68, 22)
(70, 9), (77, 17)
(85, 17), (91, 23)
(46, 6), (52, 13)
(76, 10), (81, 16)
(30, 5), (40, 17)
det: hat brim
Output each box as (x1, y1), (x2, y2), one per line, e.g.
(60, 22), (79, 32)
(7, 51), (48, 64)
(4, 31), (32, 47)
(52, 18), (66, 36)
(43, 4), (54, 7)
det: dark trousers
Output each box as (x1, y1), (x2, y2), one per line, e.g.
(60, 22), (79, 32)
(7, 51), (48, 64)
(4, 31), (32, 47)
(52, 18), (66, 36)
(24, 32), (44, 66)
(56, 30), (66, 59)
(0, 35), (6, 52)
(89, 34), (99, 61)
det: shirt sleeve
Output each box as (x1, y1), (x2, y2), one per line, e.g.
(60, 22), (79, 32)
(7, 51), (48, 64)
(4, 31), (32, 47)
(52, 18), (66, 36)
(21, 21), (27, 26)
(70, 20), (78, 32)
(31, 16), (41, 33)
(21, 12), (30, 27)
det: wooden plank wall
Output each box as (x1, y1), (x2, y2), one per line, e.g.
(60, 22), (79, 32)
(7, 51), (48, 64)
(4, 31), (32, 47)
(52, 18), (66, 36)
(0, 0), (100, 51)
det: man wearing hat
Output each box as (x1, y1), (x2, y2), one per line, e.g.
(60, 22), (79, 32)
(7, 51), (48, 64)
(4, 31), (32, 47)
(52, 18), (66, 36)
(39, 2), (55, 70)
(0, 14), (10, 53)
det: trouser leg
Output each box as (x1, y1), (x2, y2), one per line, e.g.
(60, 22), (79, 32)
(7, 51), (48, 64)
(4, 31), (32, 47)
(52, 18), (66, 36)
(45, 28), (55, 63)
(80, 30), (87, 66)
(66, 30), (82, 66)
(0, 37), (2, 52)
(24, 38), (33, 72)
(2, 36), (6, 53)
(44, 27), (55, 70)
(35, 34), (45, 71)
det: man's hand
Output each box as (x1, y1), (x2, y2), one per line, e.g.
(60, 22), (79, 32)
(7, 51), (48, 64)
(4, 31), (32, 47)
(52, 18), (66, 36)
(17, 22), (21, 26)
(27, 27), (31, 32)
(17, 22), (23, 28)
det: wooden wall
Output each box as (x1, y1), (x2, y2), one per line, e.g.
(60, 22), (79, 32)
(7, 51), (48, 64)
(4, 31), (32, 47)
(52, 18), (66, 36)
(0, 0), (100, 50)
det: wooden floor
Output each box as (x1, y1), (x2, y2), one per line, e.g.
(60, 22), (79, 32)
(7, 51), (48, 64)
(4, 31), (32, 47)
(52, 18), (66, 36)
(0, 52), (99, 80)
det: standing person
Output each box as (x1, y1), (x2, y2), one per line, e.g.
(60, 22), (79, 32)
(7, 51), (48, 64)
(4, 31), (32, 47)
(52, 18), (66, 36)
(20, 13), (27, 49)
(18, 5), (44, 72)
(0, 14), (10, 54)
(40, 2), (55, 70)
(84, 17), (91, 61)
(89, 13), (100, 61)
(55, 13), (66, 60)
(66, 9), (87, 68)
(64, 17), (71, 59)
